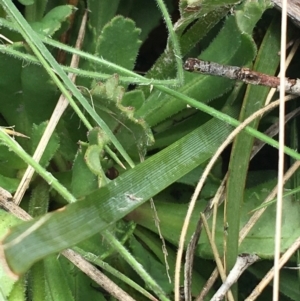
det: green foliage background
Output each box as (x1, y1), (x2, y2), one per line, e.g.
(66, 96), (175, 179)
(0, 0), (300, 300)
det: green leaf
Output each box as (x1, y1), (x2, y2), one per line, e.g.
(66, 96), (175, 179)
(202, 182), (300, 259)
(59, 255), (107, 301)
(129, 236), (173, 294)
(0, 51), (59, 143)
(24, 0), (47, 22)
(87, 0), (120, 40)
(90, 75), (153, 159)
(0, 210), (23, 298)
(85, 145), (106, 177)
(55, 118), (85, 163)
(0, 143), (26, 171)
(7, 276), (25, 301)
(178, 0), (240, 33)
(225, 15), (281, 276)
(30, 5), (74, 36)
(122, 90), (145, 111)
(134, 227), (214, 298)
(249, 261), (300, 301)
(2, 108), (235, 274)
(129, 177), (300, 259)
(0, 174), (19, 193)
(21, 66), (59, 128)
(0, 52), (32, 138)
(78, 0), (120, 88)
(141, 5), (231, 98)
(139, 0), (269, 129)
(94, 15), (141, 74)
(235, 0), (272, 34)
(31, 122), (60, 168)
(118, 0), (172, 43)
(1, 0), (135, 168)
(137, 6), (258, 127)
(77, 220), (136, 261)
(17, 0), (33, 5)
(177, 161), (222, 198)
(84, 127), (110, 188)
(44, 255), (74, 301)
(71, 147), (98, 198)
(28, 181), (50, 217)
(27, 261), (46, 301)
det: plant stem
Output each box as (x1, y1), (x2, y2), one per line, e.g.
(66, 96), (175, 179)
(73, 247), (159, 301)
(0, 128), (77, 204)
(156, 85), (300, 161)
(103, 231), (170, 301)
(156, 0), (184, 85)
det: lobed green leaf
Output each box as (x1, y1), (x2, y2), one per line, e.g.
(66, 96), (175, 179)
(30, 5), (74, 36)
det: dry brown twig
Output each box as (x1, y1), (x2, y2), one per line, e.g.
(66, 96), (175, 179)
(184, 58), (300, 96)
(210, 253), (260, 301)
(200, 213), (235, 301)
(13, 11), (88, 205)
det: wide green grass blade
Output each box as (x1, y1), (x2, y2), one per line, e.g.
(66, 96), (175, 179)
(2, 111), (236, 275)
